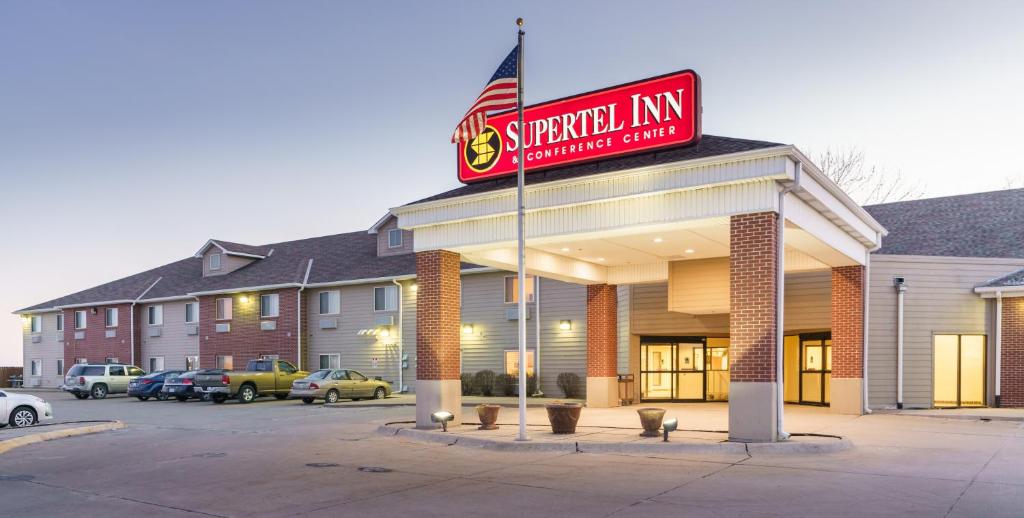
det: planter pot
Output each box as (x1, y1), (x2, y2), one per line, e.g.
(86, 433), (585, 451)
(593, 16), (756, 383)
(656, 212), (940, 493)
(545, 403), (582, 434)
(476, 404), (501, 430)
(636, 407), (666, 437)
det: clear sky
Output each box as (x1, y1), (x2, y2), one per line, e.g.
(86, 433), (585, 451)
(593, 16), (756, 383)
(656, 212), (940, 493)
(2, 1), (1022, 365)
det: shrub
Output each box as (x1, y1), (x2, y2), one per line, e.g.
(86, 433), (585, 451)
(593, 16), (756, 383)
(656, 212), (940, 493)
(473, 370), (497, 397)
(495, 374), (516, 396)
(527, 374), (538, 396)
(556, 372), (581, 399)
(460, 373), (474, 395)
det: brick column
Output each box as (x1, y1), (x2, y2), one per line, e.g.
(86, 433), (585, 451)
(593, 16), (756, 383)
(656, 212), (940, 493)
(1001, 297), (1024, 408)
(586, 284), (618, 407)
(831, 265), (865, 414)
(728, 212), (779, 442)
(415, 250), (462, 428)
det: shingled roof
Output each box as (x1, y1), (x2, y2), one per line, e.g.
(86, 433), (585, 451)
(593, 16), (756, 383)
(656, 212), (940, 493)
(978, 268), (1024, 289)
(865, 188), (1024, 259)
(409, 134), (786, 205)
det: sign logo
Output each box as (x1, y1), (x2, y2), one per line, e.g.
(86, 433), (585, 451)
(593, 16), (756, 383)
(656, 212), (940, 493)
(457, 70), (701, 184)
(464, 126), (502, 173)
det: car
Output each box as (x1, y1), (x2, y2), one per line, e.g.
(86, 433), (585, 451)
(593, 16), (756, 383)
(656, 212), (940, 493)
(161, 371), (205, 402)
(195, 359), (308, 404)
(290, 369), (391, 404)
(128, 370), (184, 401)
(61, 364), (147, 399)
(0, 390), (54, 427)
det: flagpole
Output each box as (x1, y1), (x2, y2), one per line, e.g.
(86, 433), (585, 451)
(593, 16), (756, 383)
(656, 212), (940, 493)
(515, 17), (528, 442)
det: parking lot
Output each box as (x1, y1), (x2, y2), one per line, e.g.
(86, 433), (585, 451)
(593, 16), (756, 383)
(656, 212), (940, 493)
(1, 391), (1024, 517)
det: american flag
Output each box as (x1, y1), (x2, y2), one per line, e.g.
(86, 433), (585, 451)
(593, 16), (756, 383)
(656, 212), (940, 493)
(451, 45), (519, 144)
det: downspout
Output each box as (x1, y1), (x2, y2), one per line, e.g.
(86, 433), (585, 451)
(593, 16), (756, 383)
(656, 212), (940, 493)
(775, 163), (801, 441)
(862, 243), (881, 415)
(895, 277), (907, 409)
(132, 277), (163, 368)
(534, 276), (542, 396)
(298, 259), (313, 371)
(995, 291), (1002, 407)
(392, 278), (404, 393)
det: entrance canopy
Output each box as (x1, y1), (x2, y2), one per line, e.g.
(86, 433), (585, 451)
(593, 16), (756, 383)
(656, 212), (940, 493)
(393, 138), (886, 285)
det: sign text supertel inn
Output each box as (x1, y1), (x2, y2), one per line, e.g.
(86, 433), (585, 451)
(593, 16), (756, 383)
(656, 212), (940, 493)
(458, 70), (702, 183)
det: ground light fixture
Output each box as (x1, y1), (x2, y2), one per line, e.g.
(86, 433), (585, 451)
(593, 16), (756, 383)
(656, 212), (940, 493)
(559, 320), (572, 331)
(662, 417), (678, 442)
(431, 411), (454, 432)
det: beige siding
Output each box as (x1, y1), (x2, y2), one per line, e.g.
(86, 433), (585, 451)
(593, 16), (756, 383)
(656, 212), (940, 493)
(376, 217), (414, 257)
(867, 255), (1024, 409)
(617, 285), (631, 374)
(459, 272), (588, 397)
(667, 258), (730, 314)
(140, 300), (200, 371)
(22, 312), (64, 388)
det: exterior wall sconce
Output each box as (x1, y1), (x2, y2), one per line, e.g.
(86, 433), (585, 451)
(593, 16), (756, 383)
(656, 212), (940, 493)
(462, 324), (474, 335)
(379, 327), (391, 338)
(410, 283), (418, 292)
(239, 295), (250, 303)
(559, 320), (572, 331)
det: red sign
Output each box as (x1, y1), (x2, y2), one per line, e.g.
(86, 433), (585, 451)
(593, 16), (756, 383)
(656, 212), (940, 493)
(457, 70), (701, 183)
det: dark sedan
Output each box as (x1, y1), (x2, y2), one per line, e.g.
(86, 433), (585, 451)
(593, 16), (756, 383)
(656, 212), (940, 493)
(161, 371), (205, 402)
(128, 371), (183, 401)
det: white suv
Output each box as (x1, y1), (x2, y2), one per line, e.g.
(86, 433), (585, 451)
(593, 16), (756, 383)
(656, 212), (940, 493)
(62, 364), (146, 399)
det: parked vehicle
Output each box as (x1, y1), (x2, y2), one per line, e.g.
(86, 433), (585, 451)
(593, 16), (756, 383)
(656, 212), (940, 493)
(290, 369), (392, 404)
(161, 371), (205, 402)
(195, 359), (308, 404)
(0, 390), (54, 427)
(128, 370), (183, 401)
(61, 364), (146, 399)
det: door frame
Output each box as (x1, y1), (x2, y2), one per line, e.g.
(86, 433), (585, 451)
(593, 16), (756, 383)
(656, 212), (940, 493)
(932, 333), (987, 408)
(797, 332), (832, 407)
(639, 336), (708, 403)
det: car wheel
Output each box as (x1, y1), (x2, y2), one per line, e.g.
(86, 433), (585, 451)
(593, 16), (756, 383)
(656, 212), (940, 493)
(302, 397), (315, 404)
(325, 390), (340, 404)
(137, 396), (149, 401)
(10, 406), (37, 428)
(74, 393), (89, 400)
(156, 393), (169, 401)
(91, 384), (108, 399)
(373, 387), (386, 400)
(176, 396), (189, 402)
(212, 395), (227, 404)
(274, 394), (288, 400)
(238, 385), (256, 404)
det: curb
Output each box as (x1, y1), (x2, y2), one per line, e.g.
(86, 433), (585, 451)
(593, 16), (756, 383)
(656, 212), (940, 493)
(377, 425), (852, 455)
(0, 421), (126, 455)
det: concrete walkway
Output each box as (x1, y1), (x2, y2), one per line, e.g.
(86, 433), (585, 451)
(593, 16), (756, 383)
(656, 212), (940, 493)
(324, 393), (584, 408)
(877, 407), (1024, 421)
(0, 420), (124, 454)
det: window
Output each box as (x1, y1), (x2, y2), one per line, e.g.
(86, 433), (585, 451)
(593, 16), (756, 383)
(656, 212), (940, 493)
(56, 359), (64, 375)
(105, 307), (118, 327)
(504, 275), (536, 304)
(216, 355), (233, 370)
(319, 290), (340, 315)
(374, 286), (398, 312)
(277, 361), (297, 374)
(186, 356), (199, 371)
(109, 365), (126, 377)
(56, 314), (63, 332)
(319, 354), (340, 369)
(147, 305), (163, 326)
(260, 294), (279, 318)
(349, 371), (368, 382)
(184, 302), (198, 324)
(128, 366), (144, 376)
(149, 357), (165, 372)
(388, 228), (403, 248)
(504, 349), (536, 376)
(209, 253), (222, 271)
(75, 358), (88, 365)
(331, 370), (350, 380)
(216, 298), (232, 320)
(30, 316), (41, 334)
(30, 359), (41, 376)
(75, 310), (87, 329)
(259, 354), (280, 360)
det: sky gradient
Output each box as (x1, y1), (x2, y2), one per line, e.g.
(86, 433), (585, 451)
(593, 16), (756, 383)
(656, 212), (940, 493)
(2, 1), (1023, 365)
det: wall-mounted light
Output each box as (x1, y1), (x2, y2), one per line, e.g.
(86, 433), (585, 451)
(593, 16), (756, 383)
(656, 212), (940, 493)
(410, 283), (418, 292)
(379, 327), (391, 338)
(239, 295), (250, 303)
(462, 324), (474, 335)
(559, 320), (572, 331)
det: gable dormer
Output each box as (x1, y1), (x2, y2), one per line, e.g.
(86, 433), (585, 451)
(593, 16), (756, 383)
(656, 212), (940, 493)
(369, 213), (413, 257)
(195, 239), (271, 277)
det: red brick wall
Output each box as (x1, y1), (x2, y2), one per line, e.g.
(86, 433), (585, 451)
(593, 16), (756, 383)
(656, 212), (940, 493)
(586, 284), (618, 378)
(831, 265), (865, 379)
(729, 212), (778, 383)
(198, 288), (302, 370)
(64, 304), (140, 369)
(415, 250), (461, 381)
(1001, 297), (1024, 408)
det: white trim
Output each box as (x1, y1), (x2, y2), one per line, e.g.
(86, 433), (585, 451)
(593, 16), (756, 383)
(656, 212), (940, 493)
(367, 212), (395, 234)
(138, 295), (195, 304)
(317, 290), (341, 316)
(58, 299), (134, 310)
(193, 239), (267, 259)
(188, 283), (302, 297)
(373, 285), (398, 312)
(975, 285), (1024, 297)
(208, 253), (222, 271)
(388, 228), (403, 248)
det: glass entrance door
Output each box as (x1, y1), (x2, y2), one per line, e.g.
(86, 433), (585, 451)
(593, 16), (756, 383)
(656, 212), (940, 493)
(933, 334), (986, 408)
(640, 337), (722, 402)
(799, 333), (832, 405)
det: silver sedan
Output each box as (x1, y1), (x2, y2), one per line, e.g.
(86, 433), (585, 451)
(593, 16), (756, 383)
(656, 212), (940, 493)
(290, 369), (391, 404)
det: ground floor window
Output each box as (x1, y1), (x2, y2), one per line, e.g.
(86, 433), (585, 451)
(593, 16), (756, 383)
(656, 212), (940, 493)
(933, 334), (986, 408)
(149, 357), (165, 372)
(186, 356), (199, 371)
(57, 359), (64, 376)
(260, 354), (279, 360)
(504, 349), (535, 376)
(30, 359), (41, 376)
(217, 355), (233, 370)
(319, 354), (340, 369)
(640, 337), (730, 402)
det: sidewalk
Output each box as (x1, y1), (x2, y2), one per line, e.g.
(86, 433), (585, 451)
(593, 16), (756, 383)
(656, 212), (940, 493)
(0, 420), (125, 454)
(326, 393), (584, 408)
(876, 407), (1024, 422)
